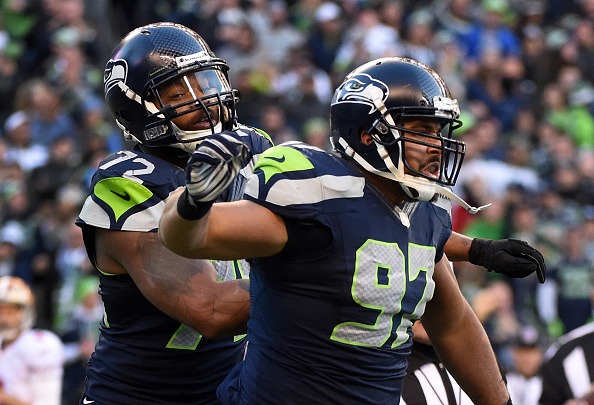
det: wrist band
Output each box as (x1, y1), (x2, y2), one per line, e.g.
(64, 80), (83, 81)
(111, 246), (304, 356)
(176, 189), (214, 221)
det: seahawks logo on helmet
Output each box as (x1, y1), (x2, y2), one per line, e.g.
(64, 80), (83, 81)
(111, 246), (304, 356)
(104, 59), (128, 93)
(332, 73), (389, 114)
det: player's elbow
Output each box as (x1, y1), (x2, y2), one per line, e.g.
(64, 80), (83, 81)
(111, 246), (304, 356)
(199, 315), (248, 339)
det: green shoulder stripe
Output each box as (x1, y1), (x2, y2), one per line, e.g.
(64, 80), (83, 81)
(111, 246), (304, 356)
(254, 146), (314, 183)
(255, 128), (274, 145)
(94, 177), (154, 222)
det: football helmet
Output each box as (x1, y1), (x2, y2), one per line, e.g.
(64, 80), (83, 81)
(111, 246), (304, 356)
(331, 57), (484, 211)
(0, 276), (35, 341)
(104, 22), (240, 153)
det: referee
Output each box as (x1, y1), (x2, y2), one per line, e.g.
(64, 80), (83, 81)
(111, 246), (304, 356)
(539, 321), (594, 404)
(400, 321), (474, 405)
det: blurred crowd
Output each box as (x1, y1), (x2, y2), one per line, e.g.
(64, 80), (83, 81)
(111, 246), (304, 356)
(1, 0), (594, 403)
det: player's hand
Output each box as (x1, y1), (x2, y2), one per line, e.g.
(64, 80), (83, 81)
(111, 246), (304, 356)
(186, 131), (252, 203)
(468, 238), (546, 283)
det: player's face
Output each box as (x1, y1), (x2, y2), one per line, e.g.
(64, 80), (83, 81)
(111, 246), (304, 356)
(400, 119), (442, 180)
(154, 70), (227, 131)
(0, 303), (22, 331)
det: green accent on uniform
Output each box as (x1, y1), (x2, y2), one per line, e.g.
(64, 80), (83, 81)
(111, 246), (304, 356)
(255, 128), (274, 145)
(103, 309), (110, 328)
(166, 324), (202, 350)
(255, 146), (314, 183)
(94, 177), (154, 222)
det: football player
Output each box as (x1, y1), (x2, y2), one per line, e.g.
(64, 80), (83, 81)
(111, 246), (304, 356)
(159, 57), (514, 404)
(0, 276), (65, 405)
(75, 23), (272, 404)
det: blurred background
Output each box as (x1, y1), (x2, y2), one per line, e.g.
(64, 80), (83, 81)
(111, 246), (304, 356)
(0, 0), (593, 402)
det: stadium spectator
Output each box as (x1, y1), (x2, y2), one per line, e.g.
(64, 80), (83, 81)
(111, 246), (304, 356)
(2, 110), (49, 173)
(15, 79), (81, 148)
(259, 0), (306, 66)
(539, 321), (594, 404)
(333, 1), (404, 75)
(505, 326), (544, 405)
(401, 9), (437, 67)
(0, 221), (26, 278)
(216, 12), (272, 84)
(59, 276), (102, 405)
(306, 2), (345, 74)
(460, 0), (522, 63)
(547, 226), (594, 334)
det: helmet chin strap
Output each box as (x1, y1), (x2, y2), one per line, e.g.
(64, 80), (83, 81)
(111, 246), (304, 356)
(434, 184), (491, 214)
(0, 306), (33, 342)
(338, 137), (489, 214)
(170, 121), (223, 153)
(117, 81), (224, 153)
(369, 88), (440, 202)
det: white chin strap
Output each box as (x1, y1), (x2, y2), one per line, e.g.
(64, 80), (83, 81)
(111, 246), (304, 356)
(0, 307), (33, 342)
(117, 81), (223, 153)
(170, 122), (223, 153)
(367, 88), (437, 201)
(337, 137), (490, 214)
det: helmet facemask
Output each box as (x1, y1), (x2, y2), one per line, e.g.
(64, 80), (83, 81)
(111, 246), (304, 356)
(331, 57), (490, 213)
(104, 23), (241, 153)
(368, 103), (466, 200)
(143, 67), (238, 153)
(0, 303), (34, 341)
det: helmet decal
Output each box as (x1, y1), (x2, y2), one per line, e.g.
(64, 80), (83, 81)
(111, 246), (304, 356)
(330, 57), (469, 205)
(175, 51), (210, 68)
(332, 73), (388, 114)
(104, 59), (128, 93)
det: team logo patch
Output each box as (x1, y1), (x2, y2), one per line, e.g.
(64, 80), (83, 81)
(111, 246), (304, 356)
(104, 59), (128, 93)
(332, 73), (389, 114)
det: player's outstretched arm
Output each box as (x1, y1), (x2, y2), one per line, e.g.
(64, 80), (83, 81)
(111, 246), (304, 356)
(160, 192), (288, 260)
(421, 256), (511, 405)
(159, 131), (288, 260)
(445, 231), (546, 283)
(95, 227), (250, 338)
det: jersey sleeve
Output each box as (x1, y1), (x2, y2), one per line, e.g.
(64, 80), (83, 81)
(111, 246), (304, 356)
(76, 149), (184, 232)
(235, 125), (274, 155)
(243, 142), (365, 226)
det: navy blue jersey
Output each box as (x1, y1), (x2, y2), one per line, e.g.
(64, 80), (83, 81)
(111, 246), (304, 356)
(217, 142), (452, 405)
(75, 127), (272, 404)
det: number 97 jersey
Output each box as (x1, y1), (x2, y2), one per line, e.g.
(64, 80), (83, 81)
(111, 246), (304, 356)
(218, 142), (452, 405)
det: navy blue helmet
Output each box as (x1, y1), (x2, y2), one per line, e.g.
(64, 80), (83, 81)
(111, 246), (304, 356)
(104, 22), (239, 153)
(330, 57), (465, 201)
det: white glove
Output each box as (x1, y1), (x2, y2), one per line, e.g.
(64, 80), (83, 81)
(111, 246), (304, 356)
(185, 131), (252, 203)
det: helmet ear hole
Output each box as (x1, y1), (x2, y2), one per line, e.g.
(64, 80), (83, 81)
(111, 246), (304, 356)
(115, 111), (131, 126)
(360, 131), (374, 145)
